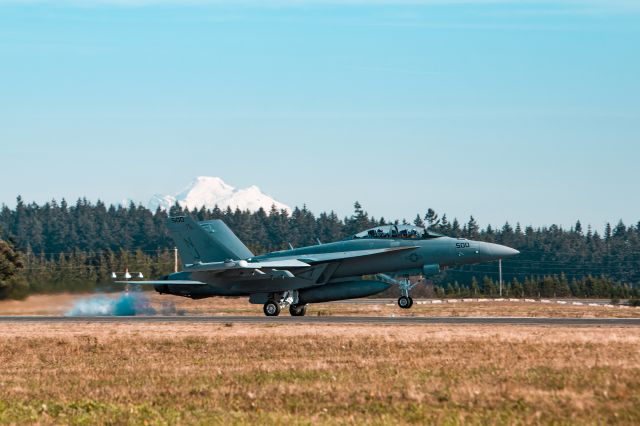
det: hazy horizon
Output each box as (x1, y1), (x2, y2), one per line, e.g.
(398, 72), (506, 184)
(2, 176), (635, 232)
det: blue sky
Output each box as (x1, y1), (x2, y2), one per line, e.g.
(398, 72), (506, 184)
(1, 0), (639, 230)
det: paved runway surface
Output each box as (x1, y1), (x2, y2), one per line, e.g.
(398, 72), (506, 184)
(337, 298), (623, 306)
(1, 316), (639, 326)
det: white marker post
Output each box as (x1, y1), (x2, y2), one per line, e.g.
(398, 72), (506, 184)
(499, 259), (503, 297)
(174, 247), (179, 273)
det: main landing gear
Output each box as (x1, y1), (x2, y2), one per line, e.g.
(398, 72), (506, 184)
(262, 291), (307, 317)
(263, 300), (281, 316)
(289, 304), (307, 316)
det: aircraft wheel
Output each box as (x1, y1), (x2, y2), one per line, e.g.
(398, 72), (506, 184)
(263, 301), (281, 317)
(289, 304), (307, 317)
(398, 296), (412, 309)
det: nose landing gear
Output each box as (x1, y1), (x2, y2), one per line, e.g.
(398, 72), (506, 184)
(398, 278), (416, 309)
(398, 295), (414, 309)
(377, 274), (421, 309)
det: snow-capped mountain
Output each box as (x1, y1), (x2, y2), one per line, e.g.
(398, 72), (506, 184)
(147, 177), (291, 214)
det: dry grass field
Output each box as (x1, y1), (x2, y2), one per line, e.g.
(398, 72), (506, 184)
(1, 294), (640, 424)
(1, 292), (640, 318)
(0, 322), (639, 425)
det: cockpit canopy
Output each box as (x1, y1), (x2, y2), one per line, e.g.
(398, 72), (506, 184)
(352, 224), (444, 240)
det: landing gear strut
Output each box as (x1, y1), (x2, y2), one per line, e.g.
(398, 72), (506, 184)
(376, 274), (421, 310)
(397, 277), (418, 309)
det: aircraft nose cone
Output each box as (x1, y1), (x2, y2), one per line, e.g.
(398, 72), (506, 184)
(488, 243), (520, 259)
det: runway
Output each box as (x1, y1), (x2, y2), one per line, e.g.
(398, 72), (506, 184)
(1, 316), (639, 326)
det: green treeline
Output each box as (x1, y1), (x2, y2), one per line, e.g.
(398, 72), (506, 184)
(415, 274), (638, 301)
(0, 197), (639, 299)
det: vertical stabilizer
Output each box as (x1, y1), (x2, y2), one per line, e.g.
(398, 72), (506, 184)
(167, 216), (254, 265)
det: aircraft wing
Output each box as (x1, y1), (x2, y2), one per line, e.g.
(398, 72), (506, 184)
(116, 248), (417, 284)
(268, 246), (420, 264)
(240, 246), (419, 268)
(115, 259), (312, 284)
(186, 259), (310, 272)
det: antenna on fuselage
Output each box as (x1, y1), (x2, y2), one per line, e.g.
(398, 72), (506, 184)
(288, 243), (294, 250)
(316, 238), (322, 245)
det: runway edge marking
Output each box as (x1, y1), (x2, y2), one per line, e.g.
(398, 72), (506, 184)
(0, 316), (640, 326)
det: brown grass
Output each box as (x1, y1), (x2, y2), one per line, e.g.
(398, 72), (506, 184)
(2, 292), (639, 318)
(0, 323), (639, 425)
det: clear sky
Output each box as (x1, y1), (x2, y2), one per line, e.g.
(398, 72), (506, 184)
(1, 0), (639, 230)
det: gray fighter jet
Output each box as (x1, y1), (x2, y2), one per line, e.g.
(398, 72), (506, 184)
(122, 215), (519, 316)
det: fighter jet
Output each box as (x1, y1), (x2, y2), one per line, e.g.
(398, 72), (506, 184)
(120, 215), (519, 316)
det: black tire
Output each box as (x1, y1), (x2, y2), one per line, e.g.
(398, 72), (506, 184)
(289, 304), (307, 317)
(263, 300), (281, 316)
(398, 296), (412, 309)
(408, 297), (414, 308)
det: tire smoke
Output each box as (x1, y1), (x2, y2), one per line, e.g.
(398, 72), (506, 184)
(65, 292), (178, 316)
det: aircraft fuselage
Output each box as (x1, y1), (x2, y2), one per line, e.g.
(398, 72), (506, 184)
(158, 236), (517, 298)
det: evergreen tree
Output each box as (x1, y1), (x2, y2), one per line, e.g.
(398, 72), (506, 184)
(345, 202), (371, 236)
(425, 208), (440, 228)
(0, 239), (28, 299)
(451, 219), (461, 238)
(470, 277), (480, 296)
(0, 196), (639, 298)
(467, 216), (480, 239)
(438, 214), (450, 234)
